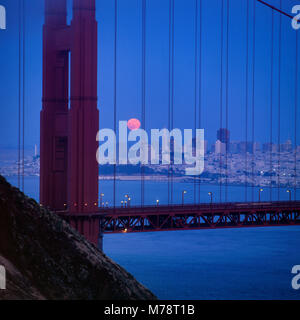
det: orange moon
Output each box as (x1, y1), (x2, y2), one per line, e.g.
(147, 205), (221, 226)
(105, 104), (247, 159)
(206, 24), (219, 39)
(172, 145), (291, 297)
(127, 118), (141, 130)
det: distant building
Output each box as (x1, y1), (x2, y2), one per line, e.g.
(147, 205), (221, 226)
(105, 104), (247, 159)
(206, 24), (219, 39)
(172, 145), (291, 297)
(280, 140), (292, 153)
(229, 141), (239, 154)
(215, 140), (226, 154)
(217, 128), (230, 151)
(262, 143), (277, 153)
(253, 142), (260, 153)
(192, 138), (208, 154)
(238, 141), (253, 153)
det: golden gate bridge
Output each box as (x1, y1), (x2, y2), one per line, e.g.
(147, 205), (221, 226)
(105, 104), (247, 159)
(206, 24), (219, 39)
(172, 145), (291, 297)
(15, 0), (300, 249)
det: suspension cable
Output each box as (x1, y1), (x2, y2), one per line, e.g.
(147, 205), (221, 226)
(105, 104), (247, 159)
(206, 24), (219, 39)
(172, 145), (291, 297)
(295, 31), (298, 201)
(22, 0), (25, 192)
(251, 0), (256, 201)
(277, 0), (282, 200)
(219, 0), (224, 203)
(18, 0), (21, 189)
(270, 10), (274, 201)
(141, 0), (146, 207)
(168, 0), (174, 205)
(171, 0), (174, 205)
(198, 0), (202, 204)
(225, 0), (230, 202)
(245, 0), (249, 202)
(193, 0), (198, 204)
(113, 0), (118, 209)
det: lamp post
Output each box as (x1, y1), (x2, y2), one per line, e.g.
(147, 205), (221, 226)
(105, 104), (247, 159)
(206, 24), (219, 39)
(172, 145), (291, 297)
(182, 190), (187, 205)
(121, 200), (124, 208)
(100, 193), (104, 207)
(124, 194), (130, 207)
(156, 199), (159, 206)
(258, 188), (263, 202)
(208, 192), (213, 205)
(287, 189), (291, 201)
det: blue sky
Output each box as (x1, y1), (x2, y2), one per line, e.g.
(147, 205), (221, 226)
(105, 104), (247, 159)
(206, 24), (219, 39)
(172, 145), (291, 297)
(0, 0), (299, 150)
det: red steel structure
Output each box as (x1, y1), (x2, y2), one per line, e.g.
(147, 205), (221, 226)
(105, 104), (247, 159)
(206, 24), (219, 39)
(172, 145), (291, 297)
(40, 0), (99, 214)
(57, 201), (300, 246)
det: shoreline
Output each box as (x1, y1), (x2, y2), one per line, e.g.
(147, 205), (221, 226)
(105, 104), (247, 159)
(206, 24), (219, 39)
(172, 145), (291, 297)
(2, 174), (298, 189)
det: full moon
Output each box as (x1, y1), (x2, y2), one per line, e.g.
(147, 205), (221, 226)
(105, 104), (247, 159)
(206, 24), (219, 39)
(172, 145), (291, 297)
(127, 118), (141, 131)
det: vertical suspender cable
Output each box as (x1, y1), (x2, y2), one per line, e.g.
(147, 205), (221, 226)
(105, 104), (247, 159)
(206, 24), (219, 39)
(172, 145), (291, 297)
(18, 0), (21, 189)
(168, 0), (172, 205)
(113, 0), (118, 209)
(225, 0), (229, 202)
(245, 0), (249, 202)
(194, 0), (198, 204)
(171, 0), (174, 205)
(168, 0), (171, 205)
(295, 31), (298, 201)
(251, 0), (256, 202)
(168, 0), (174, 205)
(277, 0), (282, 200)
(270, 10), (274, 201)
(198, 0), (202, 204)
(22, 0), (25, 192)
(141, 0), (146, 207)
(219, 0), (224, 203)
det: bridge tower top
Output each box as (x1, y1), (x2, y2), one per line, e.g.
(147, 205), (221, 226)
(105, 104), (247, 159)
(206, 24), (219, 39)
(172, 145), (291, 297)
(44, 0), (67, 25)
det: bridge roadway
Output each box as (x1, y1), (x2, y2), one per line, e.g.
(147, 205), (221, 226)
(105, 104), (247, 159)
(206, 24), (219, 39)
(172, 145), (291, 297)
(56, 201), (300, 245)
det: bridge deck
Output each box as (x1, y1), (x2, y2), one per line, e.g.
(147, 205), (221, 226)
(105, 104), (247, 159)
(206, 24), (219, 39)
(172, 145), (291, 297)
(57, 201), (300, 236)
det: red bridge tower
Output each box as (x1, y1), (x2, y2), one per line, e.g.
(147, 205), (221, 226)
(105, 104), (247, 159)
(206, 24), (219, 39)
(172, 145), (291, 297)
(40, 0), (99, 216)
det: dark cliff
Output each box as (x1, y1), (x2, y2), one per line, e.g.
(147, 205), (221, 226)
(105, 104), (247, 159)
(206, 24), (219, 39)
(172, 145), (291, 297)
(0, 175), (156, 300)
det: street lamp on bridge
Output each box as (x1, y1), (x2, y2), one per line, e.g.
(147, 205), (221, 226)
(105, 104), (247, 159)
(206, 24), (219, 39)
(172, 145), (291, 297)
(208, 192), (213, 205)
(100, 193), (104, 207)
(182, 190), (187, 205)
(287, 189), (292, 201)
(258, 188), (263, 202)
(124, 194), (131, 207)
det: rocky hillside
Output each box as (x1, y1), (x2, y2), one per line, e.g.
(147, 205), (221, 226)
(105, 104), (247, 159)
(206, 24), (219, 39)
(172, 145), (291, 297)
(0, 175), (156, 300)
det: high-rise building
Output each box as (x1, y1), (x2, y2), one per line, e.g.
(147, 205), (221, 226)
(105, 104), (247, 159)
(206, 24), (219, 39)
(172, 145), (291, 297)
(217, 128), (230, 151)
(215, 140), (226, 155)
